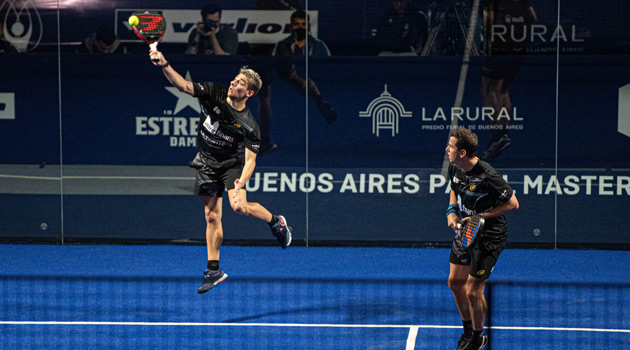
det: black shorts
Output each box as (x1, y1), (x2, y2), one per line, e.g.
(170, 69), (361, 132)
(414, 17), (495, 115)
(482, 55), (526, 82)
(189, 153), (243, 197)
(449, 236), (505, 280)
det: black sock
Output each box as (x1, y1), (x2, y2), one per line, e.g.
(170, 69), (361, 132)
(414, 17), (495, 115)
(268, 215), (279, 227)
(207, 260), (219, 271)
(463, 320), (473, 337)
(313, 94), (323, 105)
(471, 330), (483, 345)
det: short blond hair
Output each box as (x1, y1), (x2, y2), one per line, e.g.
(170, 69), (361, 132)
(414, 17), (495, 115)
(239, 66), (262, 95)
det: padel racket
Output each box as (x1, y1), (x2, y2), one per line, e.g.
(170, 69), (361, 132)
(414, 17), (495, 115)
(456, 194), (491, 249)
(459, 214), (485, 249)
(130, 11), (166, 61)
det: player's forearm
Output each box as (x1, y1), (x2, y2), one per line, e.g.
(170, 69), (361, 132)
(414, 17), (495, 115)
(446, 190), (460, 228)
(238, 148), (257, 184)
(239, 160), (256, 185)
(162, 65), (194, 95)
(449, 190), (458, 206)
(483, 194), (519, 219)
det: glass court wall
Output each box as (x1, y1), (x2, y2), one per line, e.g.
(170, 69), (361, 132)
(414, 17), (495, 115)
(0, 0), (628, 248)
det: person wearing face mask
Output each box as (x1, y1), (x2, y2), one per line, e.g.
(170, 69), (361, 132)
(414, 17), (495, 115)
(249, 10), (335, 156)
(273, 10), (331, 57)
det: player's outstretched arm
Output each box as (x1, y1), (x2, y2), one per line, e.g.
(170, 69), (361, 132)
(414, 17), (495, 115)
(149, 50), (194, 96)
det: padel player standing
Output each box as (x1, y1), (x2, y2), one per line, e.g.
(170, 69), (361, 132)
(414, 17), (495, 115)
(149, 50), (292, 294)
(445, 128), (519, 349)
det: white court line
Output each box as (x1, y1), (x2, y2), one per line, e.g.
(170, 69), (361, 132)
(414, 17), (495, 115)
(0, 321), (425, 328)
(0, 167), (619, 181)
(1, 321), (628, 334)
(491, 326), (630, 333)
(0, 174), (61, 180)
(406, 326), (419, 350)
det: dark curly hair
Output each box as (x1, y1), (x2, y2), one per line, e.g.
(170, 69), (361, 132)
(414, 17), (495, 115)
(449, 128), (478, 157)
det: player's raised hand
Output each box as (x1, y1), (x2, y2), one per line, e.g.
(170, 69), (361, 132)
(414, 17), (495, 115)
(150, 50), (167, 67)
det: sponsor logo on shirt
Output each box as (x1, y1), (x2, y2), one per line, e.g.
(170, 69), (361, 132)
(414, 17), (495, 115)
(204, 116), (219, 134)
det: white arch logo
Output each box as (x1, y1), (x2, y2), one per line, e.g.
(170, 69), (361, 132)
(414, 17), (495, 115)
(1, 0), (43, 52)
(619, 83), (630, 138)
(359, 85), (412, 137)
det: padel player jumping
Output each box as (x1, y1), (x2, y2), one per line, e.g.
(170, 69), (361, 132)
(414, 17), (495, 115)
(149, 50), (293, 294)
(445, 128), (519, 349)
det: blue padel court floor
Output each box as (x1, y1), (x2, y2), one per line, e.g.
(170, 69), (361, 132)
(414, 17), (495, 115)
(1, 244), (629, 349)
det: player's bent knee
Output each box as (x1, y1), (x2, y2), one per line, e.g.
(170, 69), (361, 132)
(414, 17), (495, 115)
(205, 210), (221, 224)
(231, 202), (249, 216)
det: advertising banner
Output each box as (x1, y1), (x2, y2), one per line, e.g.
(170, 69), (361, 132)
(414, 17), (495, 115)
(1, 1), (628, 55)
(1, 53), (629, 245)
(115, 9), (318, 45)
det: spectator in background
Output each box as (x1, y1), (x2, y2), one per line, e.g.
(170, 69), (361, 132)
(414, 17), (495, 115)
(79, 25), (125, 53)
(480, 0), (536, 162)
(185, 4), (238, 55)
(0, 21), (17, 53)
(250, 10), (336, 155)
(273, 10), (331, 57)
(373, 0), (428, 56)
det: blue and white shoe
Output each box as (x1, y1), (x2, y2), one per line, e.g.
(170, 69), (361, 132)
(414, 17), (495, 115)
(271, 215), (292, 249)
(197, 269), (228, 294)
